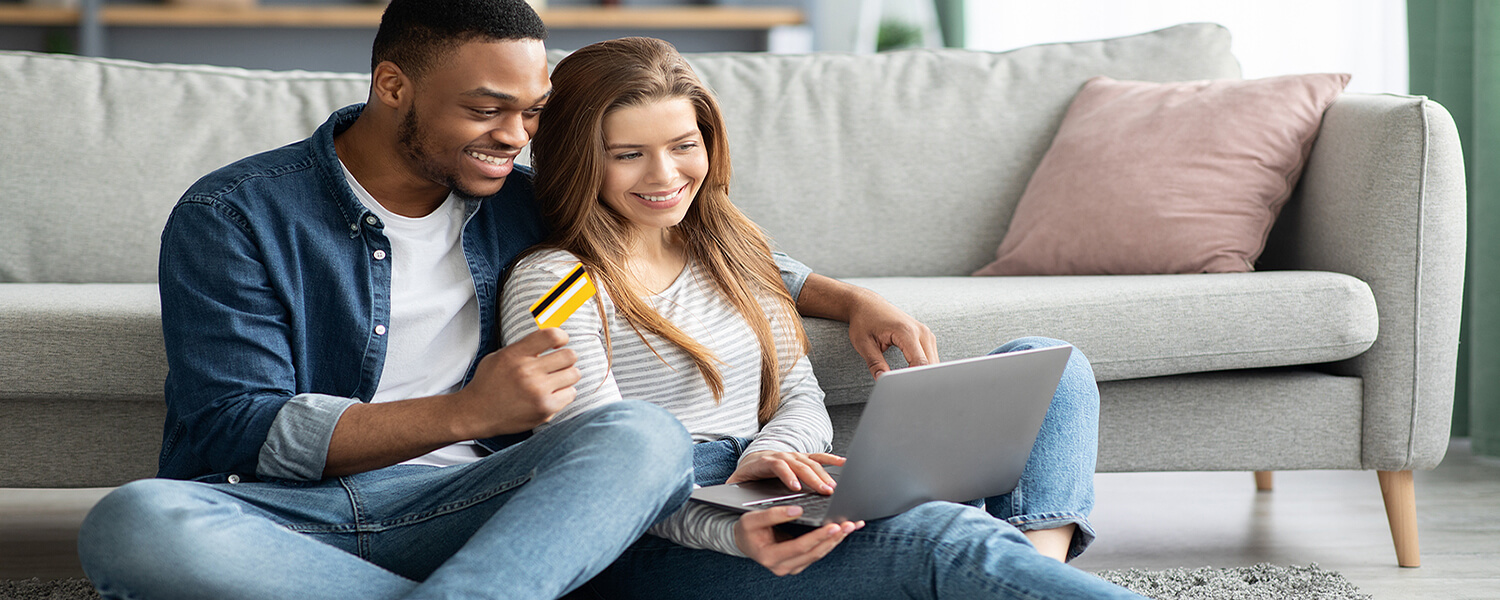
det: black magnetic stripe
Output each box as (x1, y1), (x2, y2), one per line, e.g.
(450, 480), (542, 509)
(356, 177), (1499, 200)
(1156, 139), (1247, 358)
(532, 265), (586, 318)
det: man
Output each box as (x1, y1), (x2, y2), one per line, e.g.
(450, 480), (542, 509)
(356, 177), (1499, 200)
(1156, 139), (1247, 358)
(76, 1), (937, 598)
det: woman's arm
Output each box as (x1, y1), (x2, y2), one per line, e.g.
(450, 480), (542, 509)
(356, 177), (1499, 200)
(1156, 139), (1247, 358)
(498, 253), (623, 429)
(743, 355), (832, 457)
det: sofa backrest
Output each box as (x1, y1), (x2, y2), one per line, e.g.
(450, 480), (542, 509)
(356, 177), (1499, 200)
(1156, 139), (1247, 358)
(0, 23), (1239, 283)
(0, 54), (368, 283)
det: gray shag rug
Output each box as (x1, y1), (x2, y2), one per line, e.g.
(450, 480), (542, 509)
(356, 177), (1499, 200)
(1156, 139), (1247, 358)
(2, 564), (1369, 599)
(1096, 563), (1372, 599)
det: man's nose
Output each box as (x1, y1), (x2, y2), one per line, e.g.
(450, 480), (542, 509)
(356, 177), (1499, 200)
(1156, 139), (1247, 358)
(488, 113), (528, 149)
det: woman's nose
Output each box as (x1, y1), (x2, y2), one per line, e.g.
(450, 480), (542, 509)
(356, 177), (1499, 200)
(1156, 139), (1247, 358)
(645, 152), (676, 184)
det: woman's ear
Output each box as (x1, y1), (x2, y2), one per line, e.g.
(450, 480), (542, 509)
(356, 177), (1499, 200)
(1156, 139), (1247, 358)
(371, 61), (411, 110)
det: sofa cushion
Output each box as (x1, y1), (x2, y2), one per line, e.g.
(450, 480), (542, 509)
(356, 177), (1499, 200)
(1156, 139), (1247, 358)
(975, 73), (1351, 276)
(0, 52), (367, 284)
(0, 284), (164, 401)
(805, 271), (1378, 406)
(7, 272), (1377, 409)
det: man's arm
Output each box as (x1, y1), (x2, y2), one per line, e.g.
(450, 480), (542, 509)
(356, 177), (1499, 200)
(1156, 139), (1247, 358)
(161, 197), (578, 481)
(787, 269), (939, 379)
(323, 329), (579, 478)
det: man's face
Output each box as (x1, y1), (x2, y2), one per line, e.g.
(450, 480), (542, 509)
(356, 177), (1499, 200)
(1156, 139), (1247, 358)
(396, 39), (551, 199)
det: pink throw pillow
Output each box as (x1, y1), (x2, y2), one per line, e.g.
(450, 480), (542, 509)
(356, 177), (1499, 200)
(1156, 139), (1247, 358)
(974, 73), (1351, 276)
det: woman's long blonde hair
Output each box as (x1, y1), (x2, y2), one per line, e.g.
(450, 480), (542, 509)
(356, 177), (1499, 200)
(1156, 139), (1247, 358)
(529, 37), (807, 425)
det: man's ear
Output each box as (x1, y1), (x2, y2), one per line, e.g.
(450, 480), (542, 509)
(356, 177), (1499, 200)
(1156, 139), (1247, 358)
(371, 61), (411, 109)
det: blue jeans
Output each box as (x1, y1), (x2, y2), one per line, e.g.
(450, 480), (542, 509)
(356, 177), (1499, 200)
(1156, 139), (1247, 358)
(585, 337), (1140, 600)
(77, 401), (694, 600)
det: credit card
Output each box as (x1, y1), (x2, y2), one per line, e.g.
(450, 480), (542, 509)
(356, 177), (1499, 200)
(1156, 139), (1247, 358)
(529, 262), (597, 329)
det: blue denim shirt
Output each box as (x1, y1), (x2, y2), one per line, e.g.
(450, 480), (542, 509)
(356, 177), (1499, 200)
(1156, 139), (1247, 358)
(157, 104), (811, 483)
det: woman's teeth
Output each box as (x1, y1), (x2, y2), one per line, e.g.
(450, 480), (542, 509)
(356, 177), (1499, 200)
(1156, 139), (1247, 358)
(468, 151), (509, 166)
(635, 187), (681, 202)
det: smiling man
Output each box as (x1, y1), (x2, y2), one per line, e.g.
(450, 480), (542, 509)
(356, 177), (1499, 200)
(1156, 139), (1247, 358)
(74, 0), (937, 598)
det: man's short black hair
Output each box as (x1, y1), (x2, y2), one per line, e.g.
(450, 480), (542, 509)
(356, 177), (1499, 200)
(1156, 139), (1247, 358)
(371, 0), (547, 79)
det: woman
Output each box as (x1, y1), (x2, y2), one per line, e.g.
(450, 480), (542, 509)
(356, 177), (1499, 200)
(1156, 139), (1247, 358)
(500, 37), (1143, 599)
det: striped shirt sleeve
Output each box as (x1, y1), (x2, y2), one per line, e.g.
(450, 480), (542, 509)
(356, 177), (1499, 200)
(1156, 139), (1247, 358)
(498, 250), (623, 432)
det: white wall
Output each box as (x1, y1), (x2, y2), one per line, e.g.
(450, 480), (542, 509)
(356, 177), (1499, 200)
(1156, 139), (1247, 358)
(965, 0), (1408, 94)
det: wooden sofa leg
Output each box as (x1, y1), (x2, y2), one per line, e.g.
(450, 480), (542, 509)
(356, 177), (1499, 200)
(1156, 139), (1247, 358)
(1254, 471), (1274, 491)
(1377, 470), (1421, 567)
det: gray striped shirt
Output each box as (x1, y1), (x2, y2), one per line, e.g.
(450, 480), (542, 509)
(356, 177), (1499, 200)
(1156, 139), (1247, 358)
(500, 248), (831, 557)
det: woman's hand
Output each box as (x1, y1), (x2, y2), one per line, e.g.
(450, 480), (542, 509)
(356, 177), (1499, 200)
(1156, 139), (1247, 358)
(733, 506), (864, 576)
(728, 451), (844, 494)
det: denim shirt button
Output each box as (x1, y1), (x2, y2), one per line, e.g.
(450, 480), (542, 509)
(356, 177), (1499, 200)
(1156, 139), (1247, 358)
(227, 474), (241, 484)
(365, 215), (379, 226)
(375, 325), (387, 335)
(373, 250), (387, 260)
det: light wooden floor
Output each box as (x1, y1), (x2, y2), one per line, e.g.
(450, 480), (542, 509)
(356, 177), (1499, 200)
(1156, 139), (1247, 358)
(3, 441), (1497, 598)
(1073, 439), (1500, 599)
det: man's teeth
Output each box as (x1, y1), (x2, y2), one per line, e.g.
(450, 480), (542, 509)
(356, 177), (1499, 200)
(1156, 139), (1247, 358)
(467, 151), (510, 166)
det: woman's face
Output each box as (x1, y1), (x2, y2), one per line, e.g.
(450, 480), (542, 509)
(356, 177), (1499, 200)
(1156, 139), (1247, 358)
(598, 97), (709, 239)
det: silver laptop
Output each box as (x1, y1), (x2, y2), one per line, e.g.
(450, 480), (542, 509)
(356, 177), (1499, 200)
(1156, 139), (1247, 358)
(690, 344), (1072, 527)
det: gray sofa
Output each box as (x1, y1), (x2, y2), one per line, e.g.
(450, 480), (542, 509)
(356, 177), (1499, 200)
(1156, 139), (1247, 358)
(0, 23), (1464, 568)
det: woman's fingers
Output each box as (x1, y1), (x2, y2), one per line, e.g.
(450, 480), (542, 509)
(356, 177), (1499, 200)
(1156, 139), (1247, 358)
(737, 508), (864, 576)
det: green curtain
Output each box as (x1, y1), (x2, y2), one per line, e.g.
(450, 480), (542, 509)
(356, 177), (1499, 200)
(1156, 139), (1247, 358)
(1409, 0), (1500, 458)
(934, 0), (964, 48)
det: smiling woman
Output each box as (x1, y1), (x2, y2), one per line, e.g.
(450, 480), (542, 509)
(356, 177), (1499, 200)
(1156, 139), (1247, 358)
(598, 98), (709, 289)
(502, 35), (1145, 600)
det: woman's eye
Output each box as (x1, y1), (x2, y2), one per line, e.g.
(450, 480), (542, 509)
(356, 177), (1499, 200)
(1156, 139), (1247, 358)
(614, 152), (641, 161)
(675, 142), (699, 152)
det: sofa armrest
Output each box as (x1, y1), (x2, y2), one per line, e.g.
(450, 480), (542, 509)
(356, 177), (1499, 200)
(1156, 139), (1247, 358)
(1260, 93), (1466, 471)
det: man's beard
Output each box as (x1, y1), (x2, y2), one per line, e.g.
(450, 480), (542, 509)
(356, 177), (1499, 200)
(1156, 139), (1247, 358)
(397, 107), (485, 199)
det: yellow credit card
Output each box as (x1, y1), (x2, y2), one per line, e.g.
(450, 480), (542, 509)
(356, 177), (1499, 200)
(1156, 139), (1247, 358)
(529, 262), (597, 329)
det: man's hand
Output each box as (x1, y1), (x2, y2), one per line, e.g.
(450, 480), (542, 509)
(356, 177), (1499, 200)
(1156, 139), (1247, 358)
(734, 507), (863, 576)
(845, 288), (939, 378)
(794, 274), (939, 379)
(728, 451), (844, 494)
(453, 327), (581, 437)
(325, 327), (579, 477)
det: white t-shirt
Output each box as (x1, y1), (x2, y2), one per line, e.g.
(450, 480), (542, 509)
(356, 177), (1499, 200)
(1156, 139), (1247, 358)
(340, 161), (485, 467)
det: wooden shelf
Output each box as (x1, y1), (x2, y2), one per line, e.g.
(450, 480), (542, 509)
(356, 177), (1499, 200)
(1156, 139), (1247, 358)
(0, 4), (803, 29)
(542, 6), (802, 29)
(0, 5), (77, 26)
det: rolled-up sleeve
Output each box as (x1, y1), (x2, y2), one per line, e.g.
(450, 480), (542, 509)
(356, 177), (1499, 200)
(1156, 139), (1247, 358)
(773, 252), (812, 302)
(256, 393), (360, 481)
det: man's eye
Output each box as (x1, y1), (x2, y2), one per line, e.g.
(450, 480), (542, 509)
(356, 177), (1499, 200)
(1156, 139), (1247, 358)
(473, 108), (499, 117)
(525, 106), (546, 116)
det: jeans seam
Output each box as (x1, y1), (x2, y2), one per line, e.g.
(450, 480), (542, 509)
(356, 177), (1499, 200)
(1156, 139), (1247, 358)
(282, 468), (534, 536)
(364, 468), (534, 533)
(332, 476), (367, 559)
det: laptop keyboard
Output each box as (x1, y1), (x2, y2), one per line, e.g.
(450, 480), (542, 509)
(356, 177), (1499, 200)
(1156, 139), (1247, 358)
(757, 493), (831, 523)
